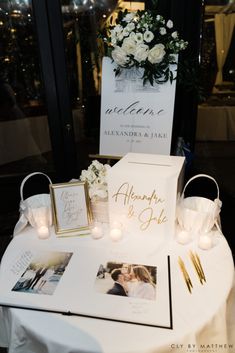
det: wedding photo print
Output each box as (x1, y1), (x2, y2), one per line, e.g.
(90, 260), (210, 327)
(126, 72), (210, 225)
(12, 251), (73, 295)
(95, 262), (157, 301)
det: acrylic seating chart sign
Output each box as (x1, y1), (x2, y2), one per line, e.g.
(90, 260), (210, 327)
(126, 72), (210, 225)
(99, 57), (177, 156)
(0, 236), (172, 329)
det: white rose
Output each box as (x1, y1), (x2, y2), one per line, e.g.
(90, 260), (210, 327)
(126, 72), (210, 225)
(92, 160), (102, 170)
(129, 31), (136, 39)
(171, 31), (178, 39)
(148, 44), (166, 64)
(117, 32), (124, 41)
(111, 37), (117, 45)
(135, 32), (143, 43)
(134, 44), (149, 62)
(81, 169), (96, 184)
(123, 12), (136, 23)
(80, 169), (90, 182)
(143, 30), (154, 43)
(122, 37), (137, 55)
(166, 20), (173, 28)
(104, 164), (111, 171)
(110, 29), (116, 39)
(123, 27), (130, 37)
(159, 27), (166, 35)
(126, 22), (135, 31)
(111, 46), (130, 66)
(114, 24), (123, 34)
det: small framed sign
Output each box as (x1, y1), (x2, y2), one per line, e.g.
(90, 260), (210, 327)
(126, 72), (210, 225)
(50, 181), (92, 236)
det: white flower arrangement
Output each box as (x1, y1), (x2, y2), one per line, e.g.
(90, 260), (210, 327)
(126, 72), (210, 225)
(80, 160), (111, 201)
(102, 9), (188, 85)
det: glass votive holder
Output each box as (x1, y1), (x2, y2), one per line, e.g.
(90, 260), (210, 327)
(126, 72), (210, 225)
(37, 225), (50, 239)
(109, 227), (123, 242)
(176, 230), (191, 245)
(91, 222), (104, 240)
(198, 234), (213, 250)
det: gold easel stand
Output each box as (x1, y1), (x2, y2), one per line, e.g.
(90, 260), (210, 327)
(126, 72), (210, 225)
(88, 154), (121, 165)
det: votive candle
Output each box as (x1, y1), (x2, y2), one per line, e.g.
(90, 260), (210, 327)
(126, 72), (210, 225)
(198, 234), (212, 250)
(110, 228), (123, 242)
(37, 226), (50, 239)
(176, 230), (190, 245)
(91, 225), (103, 239)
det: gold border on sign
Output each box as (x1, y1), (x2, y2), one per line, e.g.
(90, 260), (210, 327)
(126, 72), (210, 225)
(49, 181), (92, 237)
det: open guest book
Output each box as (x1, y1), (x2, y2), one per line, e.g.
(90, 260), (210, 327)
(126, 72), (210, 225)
(0, 234), (173, 329)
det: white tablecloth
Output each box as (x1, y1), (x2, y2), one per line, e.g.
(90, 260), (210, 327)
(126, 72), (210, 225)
(0, 227), (234, 353)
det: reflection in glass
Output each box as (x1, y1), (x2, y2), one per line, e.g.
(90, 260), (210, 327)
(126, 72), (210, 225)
(61, 0), (119, 170)
(0, 0), (53, 176)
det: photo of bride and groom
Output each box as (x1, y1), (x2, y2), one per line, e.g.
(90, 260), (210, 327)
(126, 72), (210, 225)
(95, 262), (157, 301)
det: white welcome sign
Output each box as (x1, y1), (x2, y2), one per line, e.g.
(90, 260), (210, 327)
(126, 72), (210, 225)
(99, 57), (177, 156)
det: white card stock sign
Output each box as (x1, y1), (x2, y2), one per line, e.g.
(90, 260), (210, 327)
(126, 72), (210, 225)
(99, 57), (177, 156)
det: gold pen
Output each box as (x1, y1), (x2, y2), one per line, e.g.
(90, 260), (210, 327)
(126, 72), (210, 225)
(178, 257), (193, 286)
(195, 252), (206, 283)
(178, 257), (193, 293)
(189, 251), (204, 284)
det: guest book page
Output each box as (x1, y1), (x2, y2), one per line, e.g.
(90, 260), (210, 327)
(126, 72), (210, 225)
(0, 237), (172, 329)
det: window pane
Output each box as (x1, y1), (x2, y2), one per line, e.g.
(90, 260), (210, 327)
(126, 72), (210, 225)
(0, 0), (54, 176)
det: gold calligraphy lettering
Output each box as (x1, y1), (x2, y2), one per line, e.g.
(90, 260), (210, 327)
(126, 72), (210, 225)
(138, 208), (167, 231)
(112, 182), (164, 206)
(127, 205), (135, 218)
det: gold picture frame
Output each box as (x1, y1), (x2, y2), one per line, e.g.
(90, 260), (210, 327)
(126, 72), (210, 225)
(50, 181), (92, 236)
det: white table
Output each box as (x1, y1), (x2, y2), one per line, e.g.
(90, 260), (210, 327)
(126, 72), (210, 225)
(0, 227), (234, 353)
